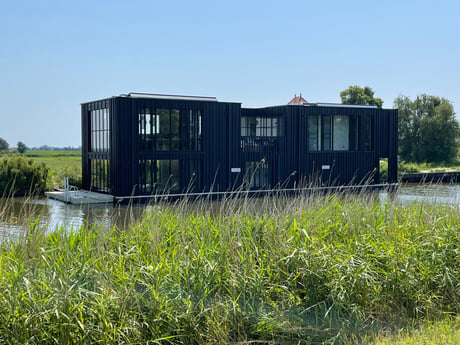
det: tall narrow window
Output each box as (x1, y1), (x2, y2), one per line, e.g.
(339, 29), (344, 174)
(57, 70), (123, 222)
(157, 109), (170, 150)
(90, 108), (110, 153)
(89, 108), (110, 193)
(308, 116), (319, 151)
(185, 110), (202, 150)
(170, 109), (180, 150)
(321, 115), (332, 151)
(362, 115), (373, 150)
(333, 115), (349, 151)
(139, 108), (158, 150)
(349, 115), (358, 151)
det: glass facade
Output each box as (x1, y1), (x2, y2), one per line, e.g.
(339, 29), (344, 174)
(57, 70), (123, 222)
(138, 159), (202, 194)
(245, 161), (269, 188)
(308, 114), (361, 151)
(139, 108), (202, 151)
(90, 108), (110, 152)
(90, 159), (110, 192)
(89, 108), (110, 192)
(241, 116), (280, 137)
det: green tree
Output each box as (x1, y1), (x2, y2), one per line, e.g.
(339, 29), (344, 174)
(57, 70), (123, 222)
(0, 137), (8, 151)
(17, 141), (27, 154)
(340, 85), (384, 108)
(395, 94), (459, 163)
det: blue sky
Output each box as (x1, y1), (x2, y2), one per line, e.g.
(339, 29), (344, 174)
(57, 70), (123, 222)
(1, 0), (459, 148)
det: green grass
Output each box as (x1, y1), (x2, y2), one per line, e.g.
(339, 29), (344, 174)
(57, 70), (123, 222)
(0, 191), (459, 344)
(399, 161), (460, 174)
(24, 151), (81, 172)
(368, 318), (460, 344)
(23, 151), (81, 188)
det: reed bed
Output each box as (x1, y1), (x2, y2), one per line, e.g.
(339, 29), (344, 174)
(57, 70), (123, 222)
(0, 190), (459, 344)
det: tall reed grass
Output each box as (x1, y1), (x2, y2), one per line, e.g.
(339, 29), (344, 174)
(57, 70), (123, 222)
(0, 190), (459, 344)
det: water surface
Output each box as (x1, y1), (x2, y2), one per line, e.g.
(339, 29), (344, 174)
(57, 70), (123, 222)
(2, 184), (460, 239)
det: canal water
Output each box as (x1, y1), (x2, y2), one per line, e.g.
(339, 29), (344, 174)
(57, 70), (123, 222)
(1, 184), (460, 239)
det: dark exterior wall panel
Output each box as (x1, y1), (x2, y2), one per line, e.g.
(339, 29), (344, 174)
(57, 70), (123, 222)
(82, 95), (397, 196)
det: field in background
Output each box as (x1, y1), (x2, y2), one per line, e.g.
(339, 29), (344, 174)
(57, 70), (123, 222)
(24, 151), (81, 188)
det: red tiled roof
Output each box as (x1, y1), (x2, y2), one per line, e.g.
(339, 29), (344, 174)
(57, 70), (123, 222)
(288, 93), (308, 105)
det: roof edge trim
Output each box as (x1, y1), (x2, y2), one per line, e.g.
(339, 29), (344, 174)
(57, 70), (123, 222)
(123, 92), (218, 102)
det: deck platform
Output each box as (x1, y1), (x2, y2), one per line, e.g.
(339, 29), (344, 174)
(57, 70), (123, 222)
(45, 190), (114, 205)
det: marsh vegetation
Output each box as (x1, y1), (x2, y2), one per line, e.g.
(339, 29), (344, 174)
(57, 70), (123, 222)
(0, 190), (459, 344)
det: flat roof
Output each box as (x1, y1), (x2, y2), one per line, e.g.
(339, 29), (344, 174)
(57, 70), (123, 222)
(308, 102), (378, 109)
(122, 92), (218, 102)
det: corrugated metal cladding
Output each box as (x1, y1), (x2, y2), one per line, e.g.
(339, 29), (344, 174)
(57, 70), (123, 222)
(82, 95), (397, 197)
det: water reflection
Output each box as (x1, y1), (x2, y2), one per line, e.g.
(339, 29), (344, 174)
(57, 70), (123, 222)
(1, 184), (460, 239)
(0, 198), (148, 240)
(383, 183), (460, 205)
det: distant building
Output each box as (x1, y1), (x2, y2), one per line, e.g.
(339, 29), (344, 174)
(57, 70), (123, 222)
(288, 93), (308, 105)
(81, 93), (398, 197)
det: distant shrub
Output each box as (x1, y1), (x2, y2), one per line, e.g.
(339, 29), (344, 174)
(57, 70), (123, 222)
(0, 156), (51, 196)
(55, 166), (82, 189)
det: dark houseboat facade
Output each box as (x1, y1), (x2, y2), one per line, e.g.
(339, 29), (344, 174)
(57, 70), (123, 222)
(81, 93), (397, 197)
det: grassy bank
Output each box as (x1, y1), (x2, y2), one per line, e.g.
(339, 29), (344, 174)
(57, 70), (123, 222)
(24, 151), (81, 188)
(369, 317), (460, 344)
(0, 192), (459, 344)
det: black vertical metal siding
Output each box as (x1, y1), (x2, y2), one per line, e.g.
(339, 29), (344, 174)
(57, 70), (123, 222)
(81, 104), (89, 190)
(239, 104), (396, 188)
(299, 106), (382, 186)
(111, 97), (132, 196)
(388, 109), (398, 183)
(201, 102), (241, 192)
(82, 95), (397, 196)
(107, 97), (241, 196)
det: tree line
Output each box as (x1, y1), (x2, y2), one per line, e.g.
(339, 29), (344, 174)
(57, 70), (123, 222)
(340, 85), (459, 164)
(0, 140), (81, 154)
(0, 140), (28, 154)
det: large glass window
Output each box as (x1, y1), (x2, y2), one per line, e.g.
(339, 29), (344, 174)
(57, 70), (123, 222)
(90, 159), (110, 192)
(138, 159), (181, 193)
(308, 114), (362, 151)
(245, 161), (269, 188)
(241, 117), (280, 137)
(138, 108), (202, 151)
(90, 108), (110, 152)
(138, 159), (202, 194)
(89, 108), (110, 193)
(138, 108), (159, 150)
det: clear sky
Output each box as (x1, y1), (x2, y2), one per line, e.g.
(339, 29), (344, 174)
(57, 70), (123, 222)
(1, 0), (459, 148)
